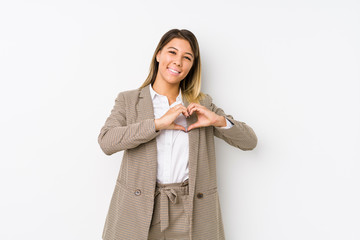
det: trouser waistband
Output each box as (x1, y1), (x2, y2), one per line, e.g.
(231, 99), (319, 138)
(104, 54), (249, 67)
(154, 178), (189, 232)
(156, 178), (189, 188)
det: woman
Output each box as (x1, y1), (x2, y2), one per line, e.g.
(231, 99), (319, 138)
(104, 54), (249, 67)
(98, 29), (258, 240)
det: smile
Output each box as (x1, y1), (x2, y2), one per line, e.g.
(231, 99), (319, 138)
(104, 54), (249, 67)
(167, 67), (181, 75)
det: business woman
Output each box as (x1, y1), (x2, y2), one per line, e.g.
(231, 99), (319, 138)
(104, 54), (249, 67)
(98, 29), (258, 240)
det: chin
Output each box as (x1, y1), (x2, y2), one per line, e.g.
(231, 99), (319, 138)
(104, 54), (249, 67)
(164, 77), (183, 85)
(166, 81), (182, 86)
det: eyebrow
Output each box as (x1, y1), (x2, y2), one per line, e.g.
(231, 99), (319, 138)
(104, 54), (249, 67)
(167, 47), (194, 58)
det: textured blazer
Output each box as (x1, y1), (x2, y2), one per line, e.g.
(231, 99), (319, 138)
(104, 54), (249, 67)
(98, 84), (258, 240)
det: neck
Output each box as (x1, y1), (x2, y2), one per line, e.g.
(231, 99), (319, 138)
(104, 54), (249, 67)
(152, 79), (180, 100)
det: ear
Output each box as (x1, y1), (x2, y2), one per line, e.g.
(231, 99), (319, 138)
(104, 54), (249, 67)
(156, 50), (161, 62)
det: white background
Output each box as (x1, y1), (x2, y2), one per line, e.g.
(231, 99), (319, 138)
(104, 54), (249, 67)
(1, 0), (359, 239)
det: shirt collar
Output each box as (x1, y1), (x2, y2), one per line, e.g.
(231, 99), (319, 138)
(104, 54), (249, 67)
(149, 83), (183, 102)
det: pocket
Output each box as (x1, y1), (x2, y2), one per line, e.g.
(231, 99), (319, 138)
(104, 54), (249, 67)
(203, 187), (218, 195)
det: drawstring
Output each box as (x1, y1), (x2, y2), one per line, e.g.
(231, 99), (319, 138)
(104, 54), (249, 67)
(154, 179), (188, 232)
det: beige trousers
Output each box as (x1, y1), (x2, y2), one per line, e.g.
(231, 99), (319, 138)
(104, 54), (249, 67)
(148, 179), (190, 240)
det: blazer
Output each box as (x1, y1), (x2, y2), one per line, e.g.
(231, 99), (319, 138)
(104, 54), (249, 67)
(98, 84), (258, 240)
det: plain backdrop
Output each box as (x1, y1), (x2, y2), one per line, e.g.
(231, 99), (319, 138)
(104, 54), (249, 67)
(1, 0), (359, 239)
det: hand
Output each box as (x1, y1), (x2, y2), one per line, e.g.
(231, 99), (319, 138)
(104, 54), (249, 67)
(154, 104), (190, 132)
(186, 103), (226, 131)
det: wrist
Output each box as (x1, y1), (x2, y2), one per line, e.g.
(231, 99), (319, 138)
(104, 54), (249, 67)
(213, 115), (226, 127)
(154, 119), (163, 131)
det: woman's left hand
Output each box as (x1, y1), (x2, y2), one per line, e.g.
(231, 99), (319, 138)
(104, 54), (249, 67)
(186, 103), (226, 131)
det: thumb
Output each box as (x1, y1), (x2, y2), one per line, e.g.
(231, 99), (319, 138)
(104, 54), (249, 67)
(187, 121), (201, 131)
(172, 124), (187, 132)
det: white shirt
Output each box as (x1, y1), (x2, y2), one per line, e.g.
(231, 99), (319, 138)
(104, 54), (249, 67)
(149, 84), (233, 184)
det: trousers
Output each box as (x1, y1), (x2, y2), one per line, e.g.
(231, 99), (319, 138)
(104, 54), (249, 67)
(148, 178), (190, 240)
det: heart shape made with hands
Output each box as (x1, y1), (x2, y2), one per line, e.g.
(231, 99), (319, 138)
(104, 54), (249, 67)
(157, 102), (225, 132)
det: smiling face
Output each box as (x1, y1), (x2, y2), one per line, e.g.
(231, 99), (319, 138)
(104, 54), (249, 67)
(155, 38), (194, 87)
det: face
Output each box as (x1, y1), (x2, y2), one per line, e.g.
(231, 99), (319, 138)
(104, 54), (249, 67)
(155, 38), (194, 86)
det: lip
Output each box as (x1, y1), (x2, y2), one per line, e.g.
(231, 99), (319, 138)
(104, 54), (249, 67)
(167, 67), (181, 75)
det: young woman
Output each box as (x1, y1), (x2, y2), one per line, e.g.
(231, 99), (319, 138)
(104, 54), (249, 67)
(98, 29), (258, 240)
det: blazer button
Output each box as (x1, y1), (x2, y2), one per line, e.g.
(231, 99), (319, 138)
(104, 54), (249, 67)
(197, 192), (203, 199)
(134, 189), (141, 196)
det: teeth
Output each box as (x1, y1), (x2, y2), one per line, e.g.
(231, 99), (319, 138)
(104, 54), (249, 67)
(168, 68), (180, 73)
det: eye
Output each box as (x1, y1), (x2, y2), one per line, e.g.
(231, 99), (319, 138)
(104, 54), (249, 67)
(185, 56), (192, 61)
(169, 51), (176, 54)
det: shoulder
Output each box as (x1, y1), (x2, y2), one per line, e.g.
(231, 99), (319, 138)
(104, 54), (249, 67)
(199, 92), (214, 106)
(115, 87), (142, 102)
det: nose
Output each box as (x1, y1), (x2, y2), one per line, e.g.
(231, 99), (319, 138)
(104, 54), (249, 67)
(173, 55), (182, 67)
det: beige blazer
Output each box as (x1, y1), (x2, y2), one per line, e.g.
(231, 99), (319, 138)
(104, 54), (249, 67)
(98, 84), (257, 240)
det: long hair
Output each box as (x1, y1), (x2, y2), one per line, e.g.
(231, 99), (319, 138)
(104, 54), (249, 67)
(139, 29), (205, 103)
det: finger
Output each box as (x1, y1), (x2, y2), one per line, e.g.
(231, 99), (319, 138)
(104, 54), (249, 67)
(187, 103), (202, 110)
(174, 105), (190, 118)
(186, 103), (196, 114)
(173, 103), (186, 111)
(187, 121), (202, 131)
(187, 103), (205, 115)
(172, 124), (187, 132)
(181, 106), (190, 117)
(189, 106), (206, 116)
(182, 109), (190, 118)
(169, 104), (185, 115)
(186, 103), (196, 112)
(189, 106), (198, 116)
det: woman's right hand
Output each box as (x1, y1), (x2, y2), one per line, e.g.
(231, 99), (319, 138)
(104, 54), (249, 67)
(154, 104), (190, 132)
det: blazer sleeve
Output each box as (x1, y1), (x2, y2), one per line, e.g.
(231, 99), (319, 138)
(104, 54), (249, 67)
(209, 95), (258, 151)
(98, 92), (160, 155)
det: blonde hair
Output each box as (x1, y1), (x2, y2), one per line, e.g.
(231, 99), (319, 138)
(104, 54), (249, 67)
(139, 29), (205, 103)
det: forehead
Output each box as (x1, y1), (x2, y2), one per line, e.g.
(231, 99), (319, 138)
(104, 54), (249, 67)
(164, 38), (193, 54)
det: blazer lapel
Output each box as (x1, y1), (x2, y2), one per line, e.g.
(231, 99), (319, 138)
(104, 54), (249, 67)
(138, 85), (158, 193)
(138, 84), (155, 120)
(182, 95), (200, 205)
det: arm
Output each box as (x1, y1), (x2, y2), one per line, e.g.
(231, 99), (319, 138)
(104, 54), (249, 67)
(98, 92), (160, 155)
(209, 96), (258, 151)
